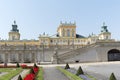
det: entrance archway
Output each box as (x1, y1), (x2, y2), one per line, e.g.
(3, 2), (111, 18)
(108, 49), (120, 61)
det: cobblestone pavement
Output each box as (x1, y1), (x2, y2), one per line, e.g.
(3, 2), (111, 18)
(11, 69), (29, 80)
(43, 67), (69, 80)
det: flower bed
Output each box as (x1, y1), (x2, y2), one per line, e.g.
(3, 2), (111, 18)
(0, 64), (17, 68)
(24, 64), (39, 80)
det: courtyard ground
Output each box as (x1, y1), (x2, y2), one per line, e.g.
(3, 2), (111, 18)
(0, 61), (120, 80)
(40, 61), (120, 80)
(43, 67), (69, 80)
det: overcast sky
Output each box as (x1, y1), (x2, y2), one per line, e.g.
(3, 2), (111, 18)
(0, 0), (120, 40)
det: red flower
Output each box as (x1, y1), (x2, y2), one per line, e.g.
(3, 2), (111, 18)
(33, 67), (39, 73)
(21, 64), (27, 68)
(24, 73), (35, 80)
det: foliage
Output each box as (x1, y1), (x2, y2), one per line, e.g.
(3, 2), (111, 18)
(20, 64), (28, 69)
(24, 67), (39, 80)
(30, 68), (35, 74)
(36, 67), (44, 80)
(76, 66), (84, 76)
(57, 67), (83, 80)
(18, 75), (22, 80)
(16, 63), (20, 67)
(0, 68), (22, 80)
(34, 63), (38, 68)
(109, 73), (117, 80)
(65, 63), (70, 69)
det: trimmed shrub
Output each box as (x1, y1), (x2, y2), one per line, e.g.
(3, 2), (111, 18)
(109, 73), (117, 80)
(34, 63), (38, 68)
(18, 75), (22, 80)
(76, 66), (84, 76)
(65, 63), (70, 69)
(30, 68), (35, 74)
(16, 63), (20, 67)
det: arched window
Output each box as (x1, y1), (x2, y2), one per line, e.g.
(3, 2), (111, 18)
(67, 29), (70, 37)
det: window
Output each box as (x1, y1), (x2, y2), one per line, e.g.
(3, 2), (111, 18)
(62, 29), (65, 37)
(72, 29), (74, 37)
(67, 29), (70, 37)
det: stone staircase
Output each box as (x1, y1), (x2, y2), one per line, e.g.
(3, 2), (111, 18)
(57, 43), (100, 63)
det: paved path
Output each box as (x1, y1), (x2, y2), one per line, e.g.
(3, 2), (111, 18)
(11, 69), (29, 80)
(72, 62), (120, 80)
(43, 67), (69, 80)
(0, 72), (8, 77)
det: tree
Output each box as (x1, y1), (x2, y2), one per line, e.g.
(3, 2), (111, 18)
(16, 63), (20, 67)
(109, 73), (117, 80)
(65, 63), (70, 69)
(76, 66), (84, 76)
(17, 75), (22, 80)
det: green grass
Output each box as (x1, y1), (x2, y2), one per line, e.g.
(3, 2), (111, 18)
(86, 74), (97, 80)
(57, 67), (83, 80)
(0, 68), (22, 80)
(36, 67), (44, 80)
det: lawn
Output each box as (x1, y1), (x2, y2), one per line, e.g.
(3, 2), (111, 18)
(0, 68), (22, 80)
(57, 67), (83, 80)
(36, 67), (44, 80)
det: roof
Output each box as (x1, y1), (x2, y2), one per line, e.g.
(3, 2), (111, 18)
(76, 34), (86, 38)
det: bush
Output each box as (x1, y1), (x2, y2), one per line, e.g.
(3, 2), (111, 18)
(18, 75), (22, 80)
(76, 66), (84, 76)
(109, 73), (117, 80)
(30, 68), (35, 74)
(65, 63), (70, 69)
(34, 63), (38, 68)
(21, 64), (27, 69)
(16, 63), (20, 67)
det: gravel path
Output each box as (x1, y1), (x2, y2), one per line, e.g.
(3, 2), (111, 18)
(43, 67), (69, 80)
(11, 69), (29, 80)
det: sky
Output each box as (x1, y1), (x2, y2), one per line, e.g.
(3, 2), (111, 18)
(0, 0), (120, 40)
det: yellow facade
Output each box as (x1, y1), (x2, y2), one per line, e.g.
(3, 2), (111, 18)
(0, 21), (112, 49)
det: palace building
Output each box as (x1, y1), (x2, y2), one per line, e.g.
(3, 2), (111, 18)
(0, 21), (118, 64)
